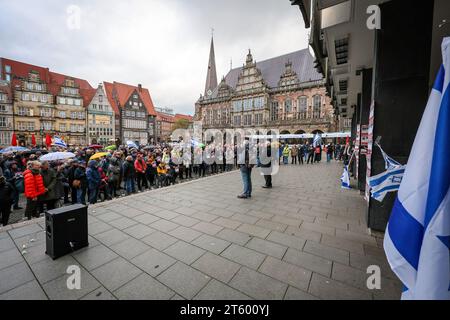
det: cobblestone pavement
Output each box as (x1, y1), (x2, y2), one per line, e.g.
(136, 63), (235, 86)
(0, 162), (402, 300)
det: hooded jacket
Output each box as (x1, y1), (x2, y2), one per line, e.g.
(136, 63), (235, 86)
(24, 169), (46, 199)
(86, 160), (101, 190)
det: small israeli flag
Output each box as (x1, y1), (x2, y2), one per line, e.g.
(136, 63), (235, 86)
(368, 166), (406, 202)
(377, 144), (402, 170)
(53, 137), (67, 148)
(340, 165), (351, 189)
(126, 140), (138, 149)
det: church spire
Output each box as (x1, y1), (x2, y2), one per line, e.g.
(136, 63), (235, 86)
(204, 34), (218, 97)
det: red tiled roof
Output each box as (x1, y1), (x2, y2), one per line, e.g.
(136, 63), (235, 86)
(103, 81), (157, 116)
(1, 58), (51, 89)
(174, 113), (193, 122)
(157, 112), (175, 123)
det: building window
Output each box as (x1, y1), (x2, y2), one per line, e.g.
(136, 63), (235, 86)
(75, 99), (81, 106)
(298, 96), (307, 119)
(22, 93), (30, 101)
(0, 105), (7, 112)
(59, 97), (66, 104)
(41, 95), (48, 103)
(270, 101), (279, 121)
(313, 95), (321, 119)
(234, 115), (241, 126)
(59, 123), (66, 132)
(40, 108), (52, 117)
(5, 65), (11, 73)
(285, 99), (292, 113)
(0, 117), (7, 127)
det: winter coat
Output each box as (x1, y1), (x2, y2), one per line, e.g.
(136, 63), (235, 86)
(122, 160), (136, 179)
(291, 146), (299, 157)
(107, 162), (121, 183)
(54, 171), (65, 199)
(39, 168), (57, 201)
(86, 161), (101, 190)
(24, 169), (46, 199)
(74, 167), (87, 189)
(134, 158), (147, 173)
(0, 179), (13, 207)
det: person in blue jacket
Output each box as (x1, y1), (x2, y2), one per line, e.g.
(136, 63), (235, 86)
(86, 160), (101, 204)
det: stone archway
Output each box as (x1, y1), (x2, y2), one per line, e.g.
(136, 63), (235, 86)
(280, 130), (291, 145)
(294, 130), (306, 144)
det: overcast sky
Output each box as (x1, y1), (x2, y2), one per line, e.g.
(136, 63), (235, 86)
(0, 0), (309, 115)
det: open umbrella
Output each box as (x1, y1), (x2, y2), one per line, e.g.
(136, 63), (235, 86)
(39, 152), (75, 162)
(11, 133), (17, 146)
(0, 146), (30, 154)
(89, 152), (109, 160)
(105, 145), (116, 151)
(89, 144), (104, 149)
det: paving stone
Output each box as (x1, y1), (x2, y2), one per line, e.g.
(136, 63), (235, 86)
(149, 219), (179, 233)
(116, 207), (146, 218)
(88, 221), (114, 236)
(0, 280), (47, 300)
(94, 229), (130, 246)
(0, 262), (34, 294)
(43, 266), (101, 300)
(114, 273), (174, 300)
(259, 256), (311, 291)
(308, 273), (372, 300)
(133, 213), (160, 225)
(284, 286), (319, 300)
(216, 229), (252, 246)
(30, 255), (79, 284)
(237, 224), (271, 239)
(168, 226), (203, 243)
(194, 279), (251, 300)
(208, 208), (236, 218)
(110, 237), (150, 260)
(8, 223), (42, 239)
(271, 215), (302, 227)
(246, 210), (274, 220)
(142, 231), (178, 250)
(267, 231), (306, 251)
(163, 241), (206, 265)
(229, 267), (287, 300)
(192, 221), (223, 236)
(171, 215), (201, 227)
(255, 219), (288, 233)
(122, 224), (156, 239)
(91, 257), (142, 292)
(285, 226), (322, 242)
(131, 248), (177, 277)
(192, 234), (231, 254)
(321, 234), (365, 255)
(349, 252), (398, 280)
(300, 221), (335, 236)
(191, 211), (219, 222)
(245, 238), (287, 259)
(335, 229), (377, 246)
(174, 206), (198, 216)
(192, 252), (240, 283)
(81, 287), (117, 300)
(171, 294), (185, 300)
(0, 247), (23, 271)
(304, 240), (349, 265)
(283, 248), (332, 277)
(96, 211), (122, 223)
(108, 217), (138, 230)
(0, 236), (15, 253)
(213, 217), (242, 230)
(72, 245), (119, 271)
(221, 244), (266, 270)
(157, 262), (211, 299)
(231, 213), (259, 225)
(19, 242), (48, 265)
(152, 209), (180, 220)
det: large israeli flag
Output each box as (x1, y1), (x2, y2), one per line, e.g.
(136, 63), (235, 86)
(384, 38), (450, 300)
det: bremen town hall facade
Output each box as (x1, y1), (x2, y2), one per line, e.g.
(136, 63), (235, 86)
(194, 37), (337, 136)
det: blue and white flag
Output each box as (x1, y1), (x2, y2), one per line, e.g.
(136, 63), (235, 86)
(384, 38), (450, 300)
(340, 165), (351, 189)
(126, 140), (138, 149)
(368, 165), (405, 202)
(313, 133), (321, 147)
(53, 137), (67, 148)
(376, 143), (402, 170)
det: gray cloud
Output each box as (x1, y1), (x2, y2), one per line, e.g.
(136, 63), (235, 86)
(0, 0), (308, 115)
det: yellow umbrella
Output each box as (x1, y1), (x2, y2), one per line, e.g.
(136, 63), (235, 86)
(89, 152), (109, 160)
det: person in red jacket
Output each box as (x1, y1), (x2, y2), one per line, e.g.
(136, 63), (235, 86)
(24, 161), (46, 220)
(134, 153), (148, 191)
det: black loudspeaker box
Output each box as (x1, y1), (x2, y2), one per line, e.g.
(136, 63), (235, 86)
(45, 204), (89, 260)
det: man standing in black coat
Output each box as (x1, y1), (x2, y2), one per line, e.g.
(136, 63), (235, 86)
(0, 175), (13, 226)
(261, 142), (273, 189)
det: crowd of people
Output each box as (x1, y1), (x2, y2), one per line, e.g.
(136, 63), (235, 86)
(0, 143), (239, 226)
(279, 142), (349, 165)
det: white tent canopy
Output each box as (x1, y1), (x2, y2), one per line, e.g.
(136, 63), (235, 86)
(248, 132), (351, 139)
